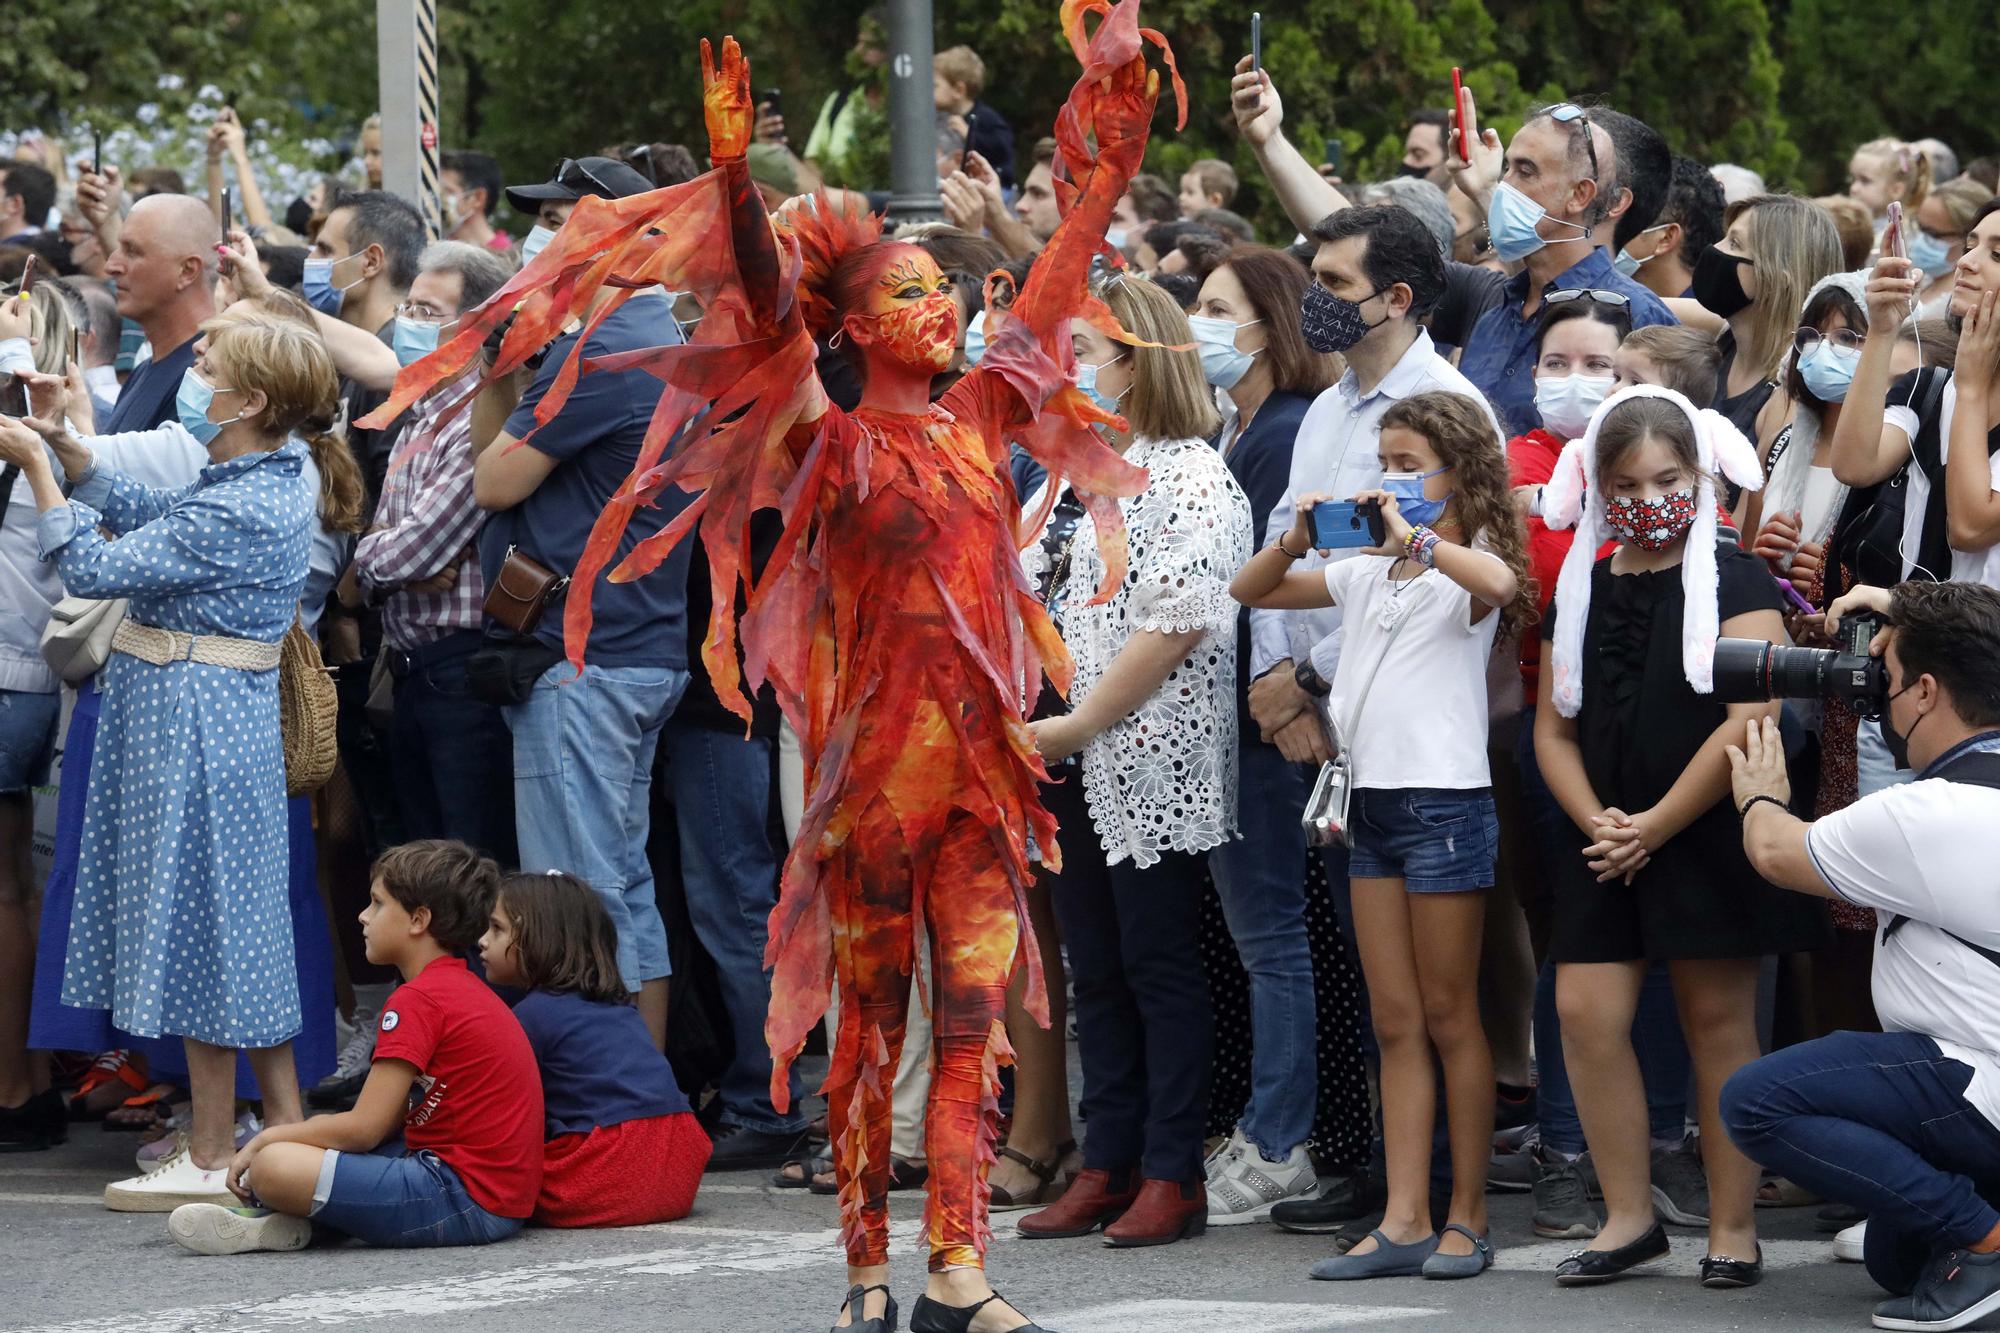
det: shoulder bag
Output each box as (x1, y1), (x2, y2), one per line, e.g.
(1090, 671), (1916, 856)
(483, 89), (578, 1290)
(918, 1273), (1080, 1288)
(1302, 588), (1420, 848)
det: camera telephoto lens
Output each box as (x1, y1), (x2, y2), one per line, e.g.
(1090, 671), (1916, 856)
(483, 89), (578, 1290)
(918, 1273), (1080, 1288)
(1710, 637), (1890, 718)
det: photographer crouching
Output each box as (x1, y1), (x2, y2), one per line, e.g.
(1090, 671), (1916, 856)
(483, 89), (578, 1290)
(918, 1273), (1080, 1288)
(1716, 580), (2000, 1333)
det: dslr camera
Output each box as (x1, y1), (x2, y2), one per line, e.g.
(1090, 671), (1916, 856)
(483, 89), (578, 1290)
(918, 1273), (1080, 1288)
(1711, 613), (1889, 718)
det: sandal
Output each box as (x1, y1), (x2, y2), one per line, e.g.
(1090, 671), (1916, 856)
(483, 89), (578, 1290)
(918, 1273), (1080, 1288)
(774, 1143), (833, 1190)
(68, 1052), (150, 1121)
(807, 1153), (929, 1196)
(104, 1084), (177, 1132)
(988, 1139), (1078, 1212)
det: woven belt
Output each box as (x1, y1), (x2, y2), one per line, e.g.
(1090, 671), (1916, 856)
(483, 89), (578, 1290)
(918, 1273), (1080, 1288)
(111, 619), (282, 671)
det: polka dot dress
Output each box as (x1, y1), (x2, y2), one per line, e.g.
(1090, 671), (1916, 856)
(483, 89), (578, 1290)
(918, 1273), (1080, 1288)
(41, 442), (314, 1049)
(1200, 851), (1371, 1171)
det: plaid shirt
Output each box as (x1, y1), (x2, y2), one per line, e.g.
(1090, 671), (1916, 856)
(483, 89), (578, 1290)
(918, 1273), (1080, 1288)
(352, 377), (487, 649)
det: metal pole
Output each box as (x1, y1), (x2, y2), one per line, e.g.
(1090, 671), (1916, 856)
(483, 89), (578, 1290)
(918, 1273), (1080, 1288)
(883, 0), (940, 225)
(375, 0), (442, 238)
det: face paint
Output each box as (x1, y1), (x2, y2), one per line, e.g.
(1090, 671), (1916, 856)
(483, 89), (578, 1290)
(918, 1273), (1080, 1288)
(856, 251), (959, 375)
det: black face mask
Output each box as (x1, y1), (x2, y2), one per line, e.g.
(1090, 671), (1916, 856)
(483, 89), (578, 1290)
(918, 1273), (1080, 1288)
(1398, 162), (1431, 179)
(1301, 283), (1386, 354)
(1692, 244), (1754, 319)
(1883, 680), (1925, 771)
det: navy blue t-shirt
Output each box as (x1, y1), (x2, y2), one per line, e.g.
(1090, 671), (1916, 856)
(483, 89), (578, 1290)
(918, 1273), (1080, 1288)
(479, 295), (692, 667)
(104, 335), (196, 434)
(511, 989), (691, 1137)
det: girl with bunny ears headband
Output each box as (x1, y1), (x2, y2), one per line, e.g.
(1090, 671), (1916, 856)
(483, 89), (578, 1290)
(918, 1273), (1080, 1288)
(1541, 385), (1768, 718)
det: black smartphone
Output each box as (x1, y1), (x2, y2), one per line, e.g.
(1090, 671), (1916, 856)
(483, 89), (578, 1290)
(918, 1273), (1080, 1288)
(92, 127), (102, 176)
(1324, 139), (1344, 176)
(759, 87), (782, 118)
(222, 186), (232, 226)
(960, 109), (977, 172)
(1251, 12), (1262, 73)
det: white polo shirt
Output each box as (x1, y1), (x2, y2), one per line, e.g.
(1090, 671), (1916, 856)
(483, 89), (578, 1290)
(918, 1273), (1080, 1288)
(1807, 775), (2000, 1128)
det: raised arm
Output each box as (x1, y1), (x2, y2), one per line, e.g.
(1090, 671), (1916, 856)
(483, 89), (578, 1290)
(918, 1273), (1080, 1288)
(1229, 57), (1348, 238)
(1947, 289), (2000, 550)
(1830, 255), (1920, 488)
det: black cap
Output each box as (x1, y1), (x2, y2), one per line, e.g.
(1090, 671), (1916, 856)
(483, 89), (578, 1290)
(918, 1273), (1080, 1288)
(505, 155), (655, 213)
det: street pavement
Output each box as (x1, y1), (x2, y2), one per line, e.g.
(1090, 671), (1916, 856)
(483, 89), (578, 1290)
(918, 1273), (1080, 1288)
(2, 1125), (1895, 1333)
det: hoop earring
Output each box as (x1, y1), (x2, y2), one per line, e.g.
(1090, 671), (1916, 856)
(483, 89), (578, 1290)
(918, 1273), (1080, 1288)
(828, 328), (846, 350)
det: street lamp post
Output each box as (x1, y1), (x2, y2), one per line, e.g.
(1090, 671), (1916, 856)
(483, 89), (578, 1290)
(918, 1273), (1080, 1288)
(883, 0), (941, 225)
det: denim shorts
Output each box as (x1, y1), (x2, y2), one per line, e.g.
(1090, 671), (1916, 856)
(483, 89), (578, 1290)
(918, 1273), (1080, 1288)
(309, 1146), (523, 1248)
(0, 688), (59, 794)
(1346, 786), (1498, 893)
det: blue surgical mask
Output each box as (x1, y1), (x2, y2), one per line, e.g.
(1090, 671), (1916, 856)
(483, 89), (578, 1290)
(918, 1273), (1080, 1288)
(1798, 341), (1860, 403)
(1076, 355), (1127, 415)
(1187, 314), (1260, 390)
(1906, 227), (1953, 280)
(520, 224), (558, 266)
(175, 368), (241, 446)
(391, 316), (443, 367)
(962, 309), (988, 367)
(1383, 466), (1452, 526)
(1487, 181), (1588, 264)
(1533, 372), (1615, 441)
(1612, 223), (1670, 279)
(1106, 227), (1130, 251)
(301, 251), (363, 316)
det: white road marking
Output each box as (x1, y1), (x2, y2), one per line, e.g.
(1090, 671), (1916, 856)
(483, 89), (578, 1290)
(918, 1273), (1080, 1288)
(1492, 1236), (1833, 1275)
(0, 1191), (101, 1205)
(1047, 1299), (1441, 1331)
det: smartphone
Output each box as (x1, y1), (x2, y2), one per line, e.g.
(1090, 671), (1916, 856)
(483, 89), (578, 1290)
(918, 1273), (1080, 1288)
(17, 253), (37, 297)
(1312, 499), (1385, 550)
(1452, 67), (1473, 162)
(1324, 139), (1344, 176)
(759, 87), (782, 118)
(960, 109), (978, 172)
(1250, 13), (1262, 73)
(1883, 201), (1907, 262)
(222, 186), (232, 226)
(0, 376), (25, 418)
(92, 127), (102, 176)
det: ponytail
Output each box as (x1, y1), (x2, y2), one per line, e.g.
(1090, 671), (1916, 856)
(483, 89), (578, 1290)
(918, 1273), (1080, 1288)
(306, 429), (365, 533)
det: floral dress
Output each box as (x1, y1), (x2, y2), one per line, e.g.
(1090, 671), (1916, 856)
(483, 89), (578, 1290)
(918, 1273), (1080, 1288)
(38, 442), (313, 1048)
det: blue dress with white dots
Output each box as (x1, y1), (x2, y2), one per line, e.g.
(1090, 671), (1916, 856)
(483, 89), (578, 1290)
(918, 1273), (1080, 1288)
(37, 440), (313, 1049)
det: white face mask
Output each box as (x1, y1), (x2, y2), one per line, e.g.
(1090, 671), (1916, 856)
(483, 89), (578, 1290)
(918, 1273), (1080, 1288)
(1533, 371), (1615, 440)
(520, 224), (558, 265)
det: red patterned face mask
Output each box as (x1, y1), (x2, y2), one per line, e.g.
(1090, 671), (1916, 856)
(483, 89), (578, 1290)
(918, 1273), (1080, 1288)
(1605, 487), (1698, 550)
(864, 291), (959, 374)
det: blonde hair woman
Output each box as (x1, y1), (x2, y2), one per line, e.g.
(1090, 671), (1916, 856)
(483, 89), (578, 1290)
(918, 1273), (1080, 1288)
(1847, 137), (1932, 222)
(0, 316), (337, 1212)
(1014, 274), (1253, 1247)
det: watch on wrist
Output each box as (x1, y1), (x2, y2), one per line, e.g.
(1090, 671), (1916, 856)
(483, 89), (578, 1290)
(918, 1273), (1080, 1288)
(1294, 661), (1332, 698)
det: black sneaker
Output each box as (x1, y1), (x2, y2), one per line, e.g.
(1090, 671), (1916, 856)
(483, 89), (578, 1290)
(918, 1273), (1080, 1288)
(1531, 1146), (1601, 1240)
(704, 1123), (810, 1172)
(1270, 1169), (1386, 1234)
(1873, 1247), (2000, 1331)
(305, 1070), (367, 1111)
(0, 1090), (65, 1153)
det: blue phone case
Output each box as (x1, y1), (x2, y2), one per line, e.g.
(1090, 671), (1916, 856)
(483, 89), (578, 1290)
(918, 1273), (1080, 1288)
(1312, 500), (1375, 549)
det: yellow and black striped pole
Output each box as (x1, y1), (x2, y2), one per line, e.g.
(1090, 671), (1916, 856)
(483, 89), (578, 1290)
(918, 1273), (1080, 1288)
(414, 0), (442, 239)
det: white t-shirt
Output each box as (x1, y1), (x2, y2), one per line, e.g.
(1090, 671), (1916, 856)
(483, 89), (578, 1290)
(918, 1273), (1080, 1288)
(1321, 554), (1501, 791)
(1806, 777), (2000, 1129)
(1883, 377), (2000, 586)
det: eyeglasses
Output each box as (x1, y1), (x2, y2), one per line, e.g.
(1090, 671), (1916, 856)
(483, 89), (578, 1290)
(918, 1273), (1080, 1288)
(551, 157), (615, 198)
(1545, 288), (1630, 308)
(1794, 326), (1864, 355)
(394, 300), (455, 325)
(1546, 103), (1599, 185)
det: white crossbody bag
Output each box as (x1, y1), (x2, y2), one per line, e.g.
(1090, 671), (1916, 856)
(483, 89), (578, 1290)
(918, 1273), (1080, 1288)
(1301, 587), (1421, 848)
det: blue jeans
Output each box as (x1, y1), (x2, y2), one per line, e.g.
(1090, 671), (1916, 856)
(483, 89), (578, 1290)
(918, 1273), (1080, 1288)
(1515, 706), (1689, 1153)
(0, 687), (58, 793)
(1347, 786), (1499, 892)
(508, 663), (689, 988)
(388, 631), (517, 864)
(1208, 738), (1316, 1158)
(1723, 1030), (2000, 1295)
(661, 718), (804, 1133)
(309, 1146), (523, 1248)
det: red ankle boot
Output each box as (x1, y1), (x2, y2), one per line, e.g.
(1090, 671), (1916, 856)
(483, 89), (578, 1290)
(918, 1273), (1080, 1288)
(1017, 1167), (1138, 1239)
(1102, 1177), (1207, 1248)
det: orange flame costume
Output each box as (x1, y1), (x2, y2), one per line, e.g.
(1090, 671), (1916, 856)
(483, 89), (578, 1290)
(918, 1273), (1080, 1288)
(363, 0), (1182, 1272)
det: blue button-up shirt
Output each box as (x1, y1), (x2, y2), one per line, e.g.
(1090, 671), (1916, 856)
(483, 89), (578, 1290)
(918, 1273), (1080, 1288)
(1459, 245), (1678, 440)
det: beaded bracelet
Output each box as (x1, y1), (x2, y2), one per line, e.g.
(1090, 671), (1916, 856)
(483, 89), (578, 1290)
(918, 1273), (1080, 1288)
(1405, 524), (1442, 569)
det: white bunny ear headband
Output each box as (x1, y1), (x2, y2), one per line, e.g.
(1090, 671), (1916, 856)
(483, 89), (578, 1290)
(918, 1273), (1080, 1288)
(1542, 384), (1763, 717)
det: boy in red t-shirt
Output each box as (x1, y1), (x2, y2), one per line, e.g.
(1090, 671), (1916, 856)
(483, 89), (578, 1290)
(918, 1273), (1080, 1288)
(165, 841), (545, 1255)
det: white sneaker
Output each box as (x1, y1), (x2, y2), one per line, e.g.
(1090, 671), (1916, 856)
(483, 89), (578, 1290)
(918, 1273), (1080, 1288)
(322, 1010), (377, 1085)
(1835, 1219), (1867, 1263)
(168, 1203), (312, 1255)
(1205, 1127), (1317, 1225)
(103, 1147), (236, 1212)
(136, 1107), (264, 1173)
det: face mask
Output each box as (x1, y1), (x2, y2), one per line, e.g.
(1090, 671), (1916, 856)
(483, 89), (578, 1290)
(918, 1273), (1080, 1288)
(520, 224), (558, 266)
(1611, 223), (1672, 279)
(1533, 372), (1615, 440)
(1605, 487), (1699, 551)
(301, 251), (366, 316)
(1692, 245), (1754, 319)
(1883, 681), (1925, 771)
(1106, 227), (1129, 251)
(1384, 466), (1452, 526)
(392, 316), (444, 367)
(1907, 228), (1952, 279)
(175, 368), (242, 446)
(1300, 283), (1383, 354)
(1187, 314), (1260, 390)
(863, 290), (959, 374)
(1798, 341), (1860, 403)
(1076, 355), (1128, 414)
(1487, 180), (1587, 263)
(962, 309), (988, 367)
(1398, 162), (1430, 179)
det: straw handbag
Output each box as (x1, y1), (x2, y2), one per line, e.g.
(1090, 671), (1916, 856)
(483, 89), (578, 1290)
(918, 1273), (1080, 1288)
(279, 618), (338, 796)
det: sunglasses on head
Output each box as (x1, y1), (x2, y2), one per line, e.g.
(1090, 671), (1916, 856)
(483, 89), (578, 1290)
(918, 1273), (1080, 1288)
(1546, 103), (1600, 185)
(551, 157), (614, 198)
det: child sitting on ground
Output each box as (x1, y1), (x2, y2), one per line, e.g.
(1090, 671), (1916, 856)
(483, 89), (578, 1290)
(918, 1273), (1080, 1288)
(166, 841), (543, 1254)
(481, 871), (710, 1226)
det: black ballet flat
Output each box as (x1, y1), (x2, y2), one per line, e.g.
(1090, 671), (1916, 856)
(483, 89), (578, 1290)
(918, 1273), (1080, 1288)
(832, 1283), (898, 1333)
(1700, 1245), (1764, 1289)
(909, 1291), (1052, 1333)
(1554, 1222), (1670, 1286)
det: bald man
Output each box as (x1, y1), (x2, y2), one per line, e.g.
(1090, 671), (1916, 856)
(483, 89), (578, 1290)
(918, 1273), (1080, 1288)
(100, 193), (220, 432)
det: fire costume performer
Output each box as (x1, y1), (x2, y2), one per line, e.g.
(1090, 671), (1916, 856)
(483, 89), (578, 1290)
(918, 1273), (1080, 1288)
(363, 3), (1182, 1327)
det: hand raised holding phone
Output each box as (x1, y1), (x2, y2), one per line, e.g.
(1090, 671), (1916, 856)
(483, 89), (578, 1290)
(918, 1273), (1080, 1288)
(1230, 54), (1284, 149)
(1446, 83), (1502, 207)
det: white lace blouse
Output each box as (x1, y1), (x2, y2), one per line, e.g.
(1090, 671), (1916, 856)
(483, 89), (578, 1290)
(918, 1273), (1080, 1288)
(1022, 435), (1254, 868)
